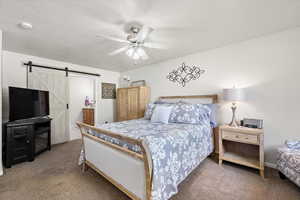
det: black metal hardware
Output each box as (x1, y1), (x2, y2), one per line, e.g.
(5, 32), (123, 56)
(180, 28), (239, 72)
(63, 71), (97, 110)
(28, 61), (32, 72)
(65, 67), (68, 77)
(24, 61), (101, 77)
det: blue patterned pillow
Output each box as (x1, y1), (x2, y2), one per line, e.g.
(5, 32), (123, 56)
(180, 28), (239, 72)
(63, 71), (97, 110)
(285, 140), (300, 150)
(144, 103), (156, 119)
(169, 103), (211, 124)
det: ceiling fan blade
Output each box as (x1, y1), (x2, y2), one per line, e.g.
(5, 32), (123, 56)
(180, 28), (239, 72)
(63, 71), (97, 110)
(137, 47), (149, 60)
(109, 46), (129, 56)
(97, 34), (129, 43)
(135, 25), (153, 42)
(141, 52), (149, 60)
(143, 42), (167, 49)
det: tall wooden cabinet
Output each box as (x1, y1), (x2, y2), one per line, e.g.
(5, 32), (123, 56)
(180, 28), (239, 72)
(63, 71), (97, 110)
(117, 86), (150, 121)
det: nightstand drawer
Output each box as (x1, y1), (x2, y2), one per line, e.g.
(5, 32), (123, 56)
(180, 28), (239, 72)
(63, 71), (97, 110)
(222, 131), (259, 144)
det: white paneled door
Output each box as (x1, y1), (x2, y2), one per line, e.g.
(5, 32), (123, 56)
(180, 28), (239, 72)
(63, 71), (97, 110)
(28, 68), (70, 144)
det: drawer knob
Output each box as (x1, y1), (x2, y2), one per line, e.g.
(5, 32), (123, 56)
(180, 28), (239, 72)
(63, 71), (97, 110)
(235, 135), (239, 138)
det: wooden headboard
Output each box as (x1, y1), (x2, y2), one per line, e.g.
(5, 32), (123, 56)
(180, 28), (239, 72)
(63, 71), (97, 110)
(158, 94), (219, 154)
(159, 94), (218, 103)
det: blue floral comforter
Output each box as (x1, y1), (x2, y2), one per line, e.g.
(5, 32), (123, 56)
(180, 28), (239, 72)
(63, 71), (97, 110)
(88, 119), (214, 200)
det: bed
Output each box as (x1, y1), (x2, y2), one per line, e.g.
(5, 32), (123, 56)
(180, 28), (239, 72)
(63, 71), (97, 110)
(77, 95), (218, 200)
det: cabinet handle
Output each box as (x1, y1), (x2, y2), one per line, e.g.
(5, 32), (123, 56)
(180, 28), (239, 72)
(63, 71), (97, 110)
(26, 140), (30, 144)
(235, 135), (239, 138)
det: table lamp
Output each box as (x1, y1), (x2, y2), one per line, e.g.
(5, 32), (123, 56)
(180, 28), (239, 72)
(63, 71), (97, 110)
(223, 87), (245, 127)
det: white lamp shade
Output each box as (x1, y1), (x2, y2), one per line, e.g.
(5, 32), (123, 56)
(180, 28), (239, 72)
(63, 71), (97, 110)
(223, 88), (245, 102)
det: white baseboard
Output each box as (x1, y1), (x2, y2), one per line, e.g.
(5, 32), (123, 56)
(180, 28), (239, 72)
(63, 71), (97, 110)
(265, 162), (277, 169)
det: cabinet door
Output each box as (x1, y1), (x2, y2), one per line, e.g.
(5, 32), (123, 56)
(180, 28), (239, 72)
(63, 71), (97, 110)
(83, 109), (94, 126)
(10, 125), (34, 165)
(117, 88), (128, 121)
(138, 87), (150, 118)
(127, 88), (139, 120)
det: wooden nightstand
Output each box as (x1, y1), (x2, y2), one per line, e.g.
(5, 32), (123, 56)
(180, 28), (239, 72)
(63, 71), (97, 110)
(218, 125), (264, 178)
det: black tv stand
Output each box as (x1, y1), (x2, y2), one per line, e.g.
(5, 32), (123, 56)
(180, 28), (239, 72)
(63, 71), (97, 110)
(3, 117), (52, 168)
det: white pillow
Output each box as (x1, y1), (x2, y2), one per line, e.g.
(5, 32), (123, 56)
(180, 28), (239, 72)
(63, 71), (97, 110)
(151, 105), (173, 124)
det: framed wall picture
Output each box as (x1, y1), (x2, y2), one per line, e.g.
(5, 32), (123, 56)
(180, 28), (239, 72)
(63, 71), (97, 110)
(130, 80), (146, 87)
(102, 83), (116, 99)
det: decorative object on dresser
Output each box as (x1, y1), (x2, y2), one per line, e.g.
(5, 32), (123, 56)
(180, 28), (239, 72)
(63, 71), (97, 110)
(223, 87), (245, 127)
(82, 108), (94, 126)
(166, 62), (205, 87)
(219, 125), (264, 178)
(102, 82), (116, 99)
(130, 80), (146, 87)
(3, 117), (52, 168)
(117, 86), (150, 121)
(122, 75), (131, 87)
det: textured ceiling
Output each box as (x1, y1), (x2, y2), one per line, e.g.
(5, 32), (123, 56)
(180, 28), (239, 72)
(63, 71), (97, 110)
(0, 0), (300, 72)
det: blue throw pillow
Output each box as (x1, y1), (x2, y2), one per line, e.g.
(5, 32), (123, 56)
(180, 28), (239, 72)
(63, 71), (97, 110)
(205, 104), (218, 128)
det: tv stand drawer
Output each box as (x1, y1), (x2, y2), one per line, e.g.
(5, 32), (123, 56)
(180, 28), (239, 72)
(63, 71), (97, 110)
(12, 126), (30, 138)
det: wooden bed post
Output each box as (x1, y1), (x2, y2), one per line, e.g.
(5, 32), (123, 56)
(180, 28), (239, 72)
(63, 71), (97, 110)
(139, 141), (152, 200)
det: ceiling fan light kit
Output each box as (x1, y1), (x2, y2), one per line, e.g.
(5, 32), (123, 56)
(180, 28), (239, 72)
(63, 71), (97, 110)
(98, 23), (166, 61)
(18, 22), (33, 30)
(126, 47), (135, 57)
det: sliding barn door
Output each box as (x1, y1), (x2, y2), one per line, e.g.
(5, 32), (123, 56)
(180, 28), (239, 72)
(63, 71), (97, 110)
(28, 68), (69, 144)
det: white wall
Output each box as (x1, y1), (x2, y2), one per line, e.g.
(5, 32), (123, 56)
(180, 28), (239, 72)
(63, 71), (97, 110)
(121, 28), (300, 165)
(2, 50), (120, 127)
(0, 30), (3, 175)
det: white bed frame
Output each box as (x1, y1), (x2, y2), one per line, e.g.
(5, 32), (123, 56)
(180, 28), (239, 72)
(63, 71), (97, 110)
(77, 95), (218, 200)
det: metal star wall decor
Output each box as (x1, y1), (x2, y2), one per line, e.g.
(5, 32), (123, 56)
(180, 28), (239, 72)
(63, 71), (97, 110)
(166, 62), (206, 87)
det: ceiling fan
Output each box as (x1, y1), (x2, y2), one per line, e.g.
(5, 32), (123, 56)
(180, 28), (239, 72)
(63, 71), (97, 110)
(97, 24), (166, 60)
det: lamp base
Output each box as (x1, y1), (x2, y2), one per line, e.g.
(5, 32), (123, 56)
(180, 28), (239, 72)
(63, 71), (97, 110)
(228, 103), (239, 127)
(228, 119), (239, 127)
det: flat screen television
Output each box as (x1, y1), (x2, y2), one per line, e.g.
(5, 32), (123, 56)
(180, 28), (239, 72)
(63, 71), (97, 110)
(9, 87), (50, 121)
